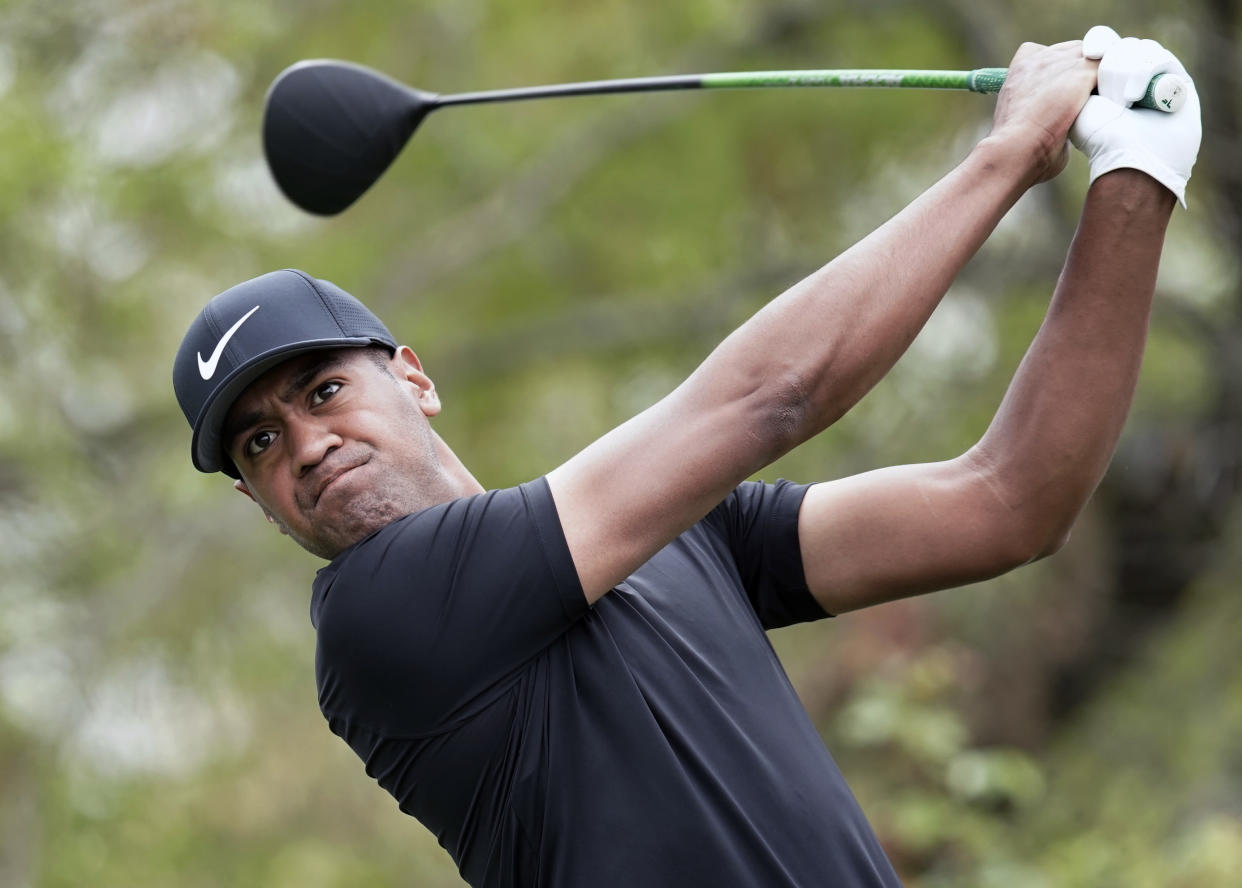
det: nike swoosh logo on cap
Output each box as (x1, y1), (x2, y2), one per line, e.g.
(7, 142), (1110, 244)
(198, 305), (261, 380)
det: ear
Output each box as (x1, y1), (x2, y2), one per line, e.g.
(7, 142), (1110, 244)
(392, 345), (442, 417)
(233, 479), (288, 534)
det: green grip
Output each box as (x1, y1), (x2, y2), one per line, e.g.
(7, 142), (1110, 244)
(968, 67), (1183, 112)
(698, 67), (1184, 113)
(1139, 73), (1186, 112)
(966, 67), (1008, 94)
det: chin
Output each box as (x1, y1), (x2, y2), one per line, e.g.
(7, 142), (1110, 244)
(309, 495), (415, 558)
(302, 465), (456, 557)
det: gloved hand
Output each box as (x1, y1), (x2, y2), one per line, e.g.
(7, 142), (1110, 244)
(1069, 25), (1201, 207)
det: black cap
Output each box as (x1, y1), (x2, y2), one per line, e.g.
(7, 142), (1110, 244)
(173, 269), (396, 478)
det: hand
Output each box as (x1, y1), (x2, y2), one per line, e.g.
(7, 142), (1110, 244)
(1082, 25), (1177, 107)
(1070, 26), (1201, 207)
(990, 41), (1099, 184)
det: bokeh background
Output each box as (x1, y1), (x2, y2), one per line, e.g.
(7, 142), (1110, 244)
(1, 1), (1239, 885)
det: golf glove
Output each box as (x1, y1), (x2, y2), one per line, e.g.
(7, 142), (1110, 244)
(1070, 26), (1201, 207)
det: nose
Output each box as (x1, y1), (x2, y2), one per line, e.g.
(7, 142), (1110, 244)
(287, 416), (343, 477)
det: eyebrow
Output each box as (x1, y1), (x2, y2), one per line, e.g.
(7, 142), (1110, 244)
(222, 353), (349, 455)
(280, 353), (347, 403)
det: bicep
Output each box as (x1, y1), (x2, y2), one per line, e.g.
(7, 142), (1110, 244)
(799, 455), (1048, 614)
(546, 383), (786, 604)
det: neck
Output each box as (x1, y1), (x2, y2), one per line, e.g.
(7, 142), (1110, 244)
(432, 430), (485, 497)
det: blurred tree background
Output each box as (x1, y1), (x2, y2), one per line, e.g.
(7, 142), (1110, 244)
(0, 0), (1239, 885)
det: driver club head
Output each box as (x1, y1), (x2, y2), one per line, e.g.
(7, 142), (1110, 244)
(262, 60), (438, 215)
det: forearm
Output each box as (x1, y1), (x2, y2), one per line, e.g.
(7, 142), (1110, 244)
(685, 134), (1044, 460)
(554, 139), (1042, 601)
(797, 170), (1174, 613)
(549, 44), (1100, 602)
(968, 169), (1175, 551)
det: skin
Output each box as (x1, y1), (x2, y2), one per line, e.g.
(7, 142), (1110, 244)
(226, 346), (482, 559)
(229, 41), (1176, 620)
(543, 40), (1172, 610)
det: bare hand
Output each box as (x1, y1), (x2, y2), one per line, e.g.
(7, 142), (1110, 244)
(990, 41), (1099, 184)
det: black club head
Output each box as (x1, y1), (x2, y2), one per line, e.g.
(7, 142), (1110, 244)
(262, 60), (438, 215)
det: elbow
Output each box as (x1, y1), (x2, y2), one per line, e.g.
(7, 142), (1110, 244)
(960, 448), (1080, 573)
(748, 369), (817, 464)
(1024, 524), (1073, 565)
(987, 514), (1074, 576)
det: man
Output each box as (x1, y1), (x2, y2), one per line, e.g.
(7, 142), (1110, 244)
(173, 31), (1199, 888)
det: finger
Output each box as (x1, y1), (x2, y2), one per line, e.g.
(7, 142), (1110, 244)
(1008, 41), (1048, 66)
(1082, 25), (1121, 60)
(1121, 40), (1175, 103)
(1099, 37), (1172, 104)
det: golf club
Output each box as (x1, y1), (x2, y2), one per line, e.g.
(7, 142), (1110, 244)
(263, 61), (1187, 216)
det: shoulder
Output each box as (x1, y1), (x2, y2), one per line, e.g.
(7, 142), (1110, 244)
(311, 475), (585, 658)
(310, 478), (587, 732)
(322, 479), (558, 584)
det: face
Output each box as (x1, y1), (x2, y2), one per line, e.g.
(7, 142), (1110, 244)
(224, 346), (461, 559)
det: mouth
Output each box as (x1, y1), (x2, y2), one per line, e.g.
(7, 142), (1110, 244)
(312, 457), (369, 508)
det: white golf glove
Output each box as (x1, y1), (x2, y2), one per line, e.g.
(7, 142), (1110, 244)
(1069, 25), (1201, 207)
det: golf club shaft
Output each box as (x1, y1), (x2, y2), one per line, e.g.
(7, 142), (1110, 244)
(435, 68), (1180, 112)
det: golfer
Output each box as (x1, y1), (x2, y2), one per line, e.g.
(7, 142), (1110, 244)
(174, 32), (1198, 888)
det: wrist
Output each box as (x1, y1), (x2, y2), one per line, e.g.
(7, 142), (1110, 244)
(972, 129), (1055, 192)
(1088, 168), (1178, 217)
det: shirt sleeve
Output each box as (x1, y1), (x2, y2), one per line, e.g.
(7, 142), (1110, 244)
(703, 479), (830, 629)
(314, 477), (588, 735)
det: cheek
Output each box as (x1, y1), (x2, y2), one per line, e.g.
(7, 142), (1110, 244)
(366, 401), (433, 453)
(250, 479), (300, 523)
(395, 416), (439, 464)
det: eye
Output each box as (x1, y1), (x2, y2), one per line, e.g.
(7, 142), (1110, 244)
(245, 429), (276, 458)
(310, 381), (342, 407)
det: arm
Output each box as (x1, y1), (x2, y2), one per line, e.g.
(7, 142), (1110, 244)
(547, 43), (1098, 603)
(799, 170), (1175, 614)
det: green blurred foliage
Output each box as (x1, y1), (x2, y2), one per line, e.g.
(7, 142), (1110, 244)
(0, 0), (1239, 885)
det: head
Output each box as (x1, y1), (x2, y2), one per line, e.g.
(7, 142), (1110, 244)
(173, 270), (479, 559)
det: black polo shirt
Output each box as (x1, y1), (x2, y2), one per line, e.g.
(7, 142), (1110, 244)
(311, 477), (901, 887)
